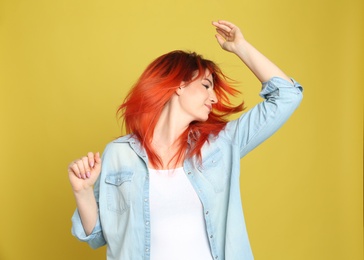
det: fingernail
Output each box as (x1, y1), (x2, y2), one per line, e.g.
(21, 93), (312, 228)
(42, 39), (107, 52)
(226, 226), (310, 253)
(86, 172), (91, 178)
(90, 162), (94, 168)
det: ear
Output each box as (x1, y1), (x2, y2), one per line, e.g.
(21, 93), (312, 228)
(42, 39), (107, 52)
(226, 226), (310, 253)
(175, 81), (186, 96)
(176, 87), (182, 96)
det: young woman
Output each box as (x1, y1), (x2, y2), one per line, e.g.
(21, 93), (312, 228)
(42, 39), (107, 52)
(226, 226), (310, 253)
(68, 20), (303, 260)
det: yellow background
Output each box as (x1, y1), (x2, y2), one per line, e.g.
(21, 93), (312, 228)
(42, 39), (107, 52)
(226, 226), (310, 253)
(0, 0), (362, 259)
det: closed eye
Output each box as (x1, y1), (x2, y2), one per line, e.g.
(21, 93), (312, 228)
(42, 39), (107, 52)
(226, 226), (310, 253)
(203, 78), (214, 89)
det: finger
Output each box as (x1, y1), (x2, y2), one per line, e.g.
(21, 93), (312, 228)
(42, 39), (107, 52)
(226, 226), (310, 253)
(74, 158), (86, 179)
(215, 34), (226, 47)
(95, 152), (101, 164)
(92, 152), (102, 175)
(216, 20), (236, 29)
(82, 156), (91, 178)
(216, 28), (229, 39)
(213, 21), (232, 33)
(69, 161), (81, 179)
(87, 152), (95, 168)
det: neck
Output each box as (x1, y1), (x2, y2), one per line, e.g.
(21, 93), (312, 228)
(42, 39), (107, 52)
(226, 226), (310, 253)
(153, 98), (190, 147)
(150, 98), (191, 169)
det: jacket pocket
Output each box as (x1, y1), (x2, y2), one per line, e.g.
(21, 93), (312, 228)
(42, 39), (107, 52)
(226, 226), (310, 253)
(105, 171), (133, 214)
(198, 148), (228, 193)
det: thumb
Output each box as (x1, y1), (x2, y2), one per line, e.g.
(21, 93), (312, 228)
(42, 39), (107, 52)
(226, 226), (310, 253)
(94, 152), (101, 166)
(215, 34), (226, 48)
(88, 152), (102, 182)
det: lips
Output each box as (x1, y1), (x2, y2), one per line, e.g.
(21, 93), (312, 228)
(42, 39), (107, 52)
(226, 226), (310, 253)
(205, 104), (212, 112)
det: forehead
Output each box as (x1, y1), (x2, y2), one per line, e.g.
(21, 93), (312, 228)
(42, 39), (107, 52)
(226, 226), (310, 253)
(191, 69), (214, 85)
(202, 69), (214, 85)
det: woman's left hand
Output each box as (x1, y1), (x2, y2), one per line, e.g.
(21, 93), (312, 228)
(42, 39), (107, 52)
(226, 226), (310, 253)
(212, 20), (246, 54)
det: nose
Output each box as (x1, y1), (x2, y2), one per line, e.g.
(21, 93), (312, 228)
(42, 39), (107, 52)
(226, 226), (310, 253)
(210, 90), (218, 104)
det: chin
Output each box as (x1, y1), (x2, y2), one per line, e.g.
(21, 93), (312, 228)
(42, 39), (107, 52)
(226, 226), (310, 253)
(195, 116), (209, 122)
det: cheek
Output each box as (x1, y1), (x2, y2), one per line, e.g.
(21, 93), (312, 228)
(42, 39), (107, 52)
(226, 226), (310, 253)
(182, 85), (208, 104)
(194, 88), (209, 100)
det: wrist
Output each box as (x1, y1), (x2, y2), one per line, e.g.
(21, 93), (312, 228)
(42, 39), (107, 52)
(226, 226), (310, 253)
(233, 39), (252, 59)
(73, 185), (94, 197)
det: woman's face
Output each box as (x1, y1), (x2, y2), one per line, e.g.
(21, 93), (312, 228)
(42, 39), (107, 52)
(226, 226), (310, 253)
(177, 69), (218, 122)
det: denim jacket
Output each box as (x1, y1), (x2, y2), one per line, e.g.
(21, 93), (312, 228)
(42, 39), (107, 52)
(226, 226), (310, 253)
(71, 77), (303, 260)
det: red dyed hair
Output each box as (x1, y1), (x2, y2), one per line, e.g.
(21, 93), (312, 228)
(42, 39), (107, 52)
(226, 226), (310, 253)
(117, 50), (244, 168)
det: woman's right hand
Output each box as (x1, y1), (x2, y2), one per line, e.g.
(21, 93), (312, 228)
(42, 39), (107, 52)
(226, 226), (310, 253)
(68, 152), (101, 193)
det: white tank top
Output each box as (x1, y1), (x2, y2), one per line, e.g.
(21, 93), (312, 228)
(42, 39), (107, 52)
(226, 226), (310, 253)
(149, 167), (213, 260)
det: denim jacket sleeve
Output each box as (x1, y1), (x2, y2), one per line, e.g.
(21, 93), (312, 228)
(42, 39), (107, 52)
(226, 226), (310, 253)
(71, 175), (106, 249)
(222, 76), (303, 158)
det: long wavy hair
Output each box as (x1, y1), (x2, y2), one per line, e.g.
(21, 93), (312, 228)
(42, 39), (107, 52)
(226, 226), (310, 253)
(117, 50), (244, 168)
